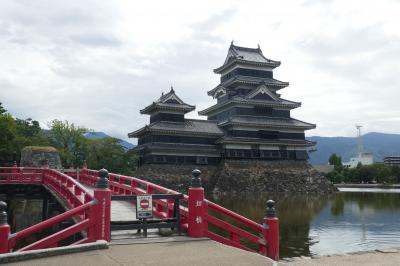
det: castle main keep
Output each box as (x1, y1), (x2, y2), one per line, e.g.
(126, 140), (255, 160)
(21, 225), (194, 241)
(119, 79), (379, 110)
(128, 43), (334, 193)
(129, 43), (315, 166)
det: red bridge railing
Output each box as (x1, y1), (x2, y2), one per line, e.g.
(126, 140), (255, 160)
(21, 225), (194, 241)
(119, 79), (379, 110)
(0, 165), (279, 261)
(69, 167), (279, 260)
(0, 166), (110, 253)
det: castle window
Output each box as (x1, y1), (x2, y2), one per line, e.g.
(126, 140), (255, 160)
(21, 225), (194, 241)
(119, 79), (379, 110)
(154, 155), (167, 163)
(196, 156), (208, 165)
(254, 106), (273, 115)
(259, 130), (278, 139)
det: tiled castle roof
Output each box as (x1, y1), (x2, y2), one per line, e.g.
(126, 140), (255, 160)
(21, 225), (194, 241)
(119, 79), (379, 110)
(128, 119), (223, 137)
(198, 97), (301, 116)
(218, 115), (316, 130)
(140, 87), (195, 114)
(214, 43), (281, 73)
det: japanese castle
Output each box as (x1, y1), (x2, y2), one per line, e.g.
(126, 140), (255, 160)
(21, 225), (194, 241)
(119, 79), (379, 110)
(129, 43), (316, 166)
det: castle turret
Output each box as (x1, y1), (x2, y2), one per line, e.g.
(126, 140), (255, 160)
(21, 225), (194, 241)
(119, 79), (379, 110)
(128, 88), (223, 166)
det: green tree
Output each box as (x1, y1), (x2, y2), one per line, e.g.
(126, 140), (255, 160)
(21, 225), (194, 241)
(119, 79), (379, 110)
(121, 148), (139, 175)
(13, 118), (50, 154)
(0, 102), (6, 115)
(328, 153), (342, 167)
(84, 138), (138, 174)
(85, 138), (124, 172)
(48, 119), (88, 167)
(0, 103), (50, 165)
(0, 112), (17, 165)
(391, 166), (400, 183)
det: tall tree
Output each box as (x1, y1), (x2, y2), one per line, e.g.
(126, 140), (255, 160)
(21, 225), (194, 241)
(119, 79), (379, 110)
(0, 102), (6, 115)
(0, 112), (17, 165)
(48, 119), (88, 167)
(85, 138), (126, 173)
(328, 153), (342, 167)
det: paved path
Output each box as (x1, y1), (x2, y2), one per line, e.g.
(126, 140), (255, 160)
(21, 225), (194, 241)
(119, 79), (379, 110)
(7, 240), (274, 266)
(280, 249), (400, 266)
(84, 185), (137, 222)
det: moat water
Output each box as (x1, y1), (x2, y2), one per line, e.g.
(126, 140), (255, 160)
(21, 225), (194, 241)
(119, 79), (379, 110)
(207, 188), (400, 258)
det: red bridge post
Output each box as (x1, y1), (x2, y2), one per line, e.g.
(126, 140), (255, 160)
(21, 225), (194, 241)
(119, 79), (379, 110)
(93, 169), (111, 241)
(188, 169), (205, 237)
(0, 201), (10, 253)
(263, 200), (279, 261)
(12, 161), (17, 174)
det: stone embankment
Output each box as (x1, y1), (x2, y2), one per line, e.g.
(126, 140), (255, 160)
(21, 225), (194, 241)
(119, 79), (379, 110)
(20, 146), (62, 169)
(134, 164), (219, 192)
(214, 160), (336, 193)
(134, 160), (336, 193)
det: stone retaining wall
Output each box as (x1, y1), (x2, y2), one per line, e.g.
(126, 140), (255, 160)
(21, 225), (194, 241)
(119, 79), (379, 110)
(134, 164), (219, 192)
(214, 160), (336, 193)
(134, 160), (336, 193)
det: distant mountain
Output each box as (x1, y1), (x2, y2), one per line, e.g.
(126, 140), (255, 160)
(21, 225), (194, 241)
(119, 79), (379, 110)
(82, 131), (399, 163)
(307, 132), (400, 165)
(83, 132), (135, 150)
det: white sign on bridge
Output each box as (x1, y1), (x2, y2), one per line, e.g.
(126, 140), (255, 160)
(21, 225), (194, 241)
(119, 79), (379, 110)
(136, 195), (153, 219)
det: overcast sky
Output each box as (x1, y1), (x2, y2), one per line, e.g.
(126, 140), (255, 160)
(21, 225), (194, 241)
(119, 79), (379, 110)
(1, 0), (400, 143)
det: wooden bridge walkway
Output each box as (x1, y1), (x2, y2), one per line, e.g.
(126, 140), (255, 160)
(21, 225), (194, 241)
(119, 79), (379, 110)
(84, 185), (137, 222)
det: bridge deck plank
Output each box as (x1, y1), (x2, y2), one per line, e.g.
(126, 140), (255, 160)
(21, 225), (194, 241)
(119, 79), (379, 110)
(83, 185), (137, 221)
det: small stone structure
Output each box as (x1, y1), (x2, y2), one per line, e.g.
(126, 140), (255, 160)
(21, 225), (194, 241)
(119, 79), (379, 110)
(20, 146), (62, 169)
(134, 160), (336, 193)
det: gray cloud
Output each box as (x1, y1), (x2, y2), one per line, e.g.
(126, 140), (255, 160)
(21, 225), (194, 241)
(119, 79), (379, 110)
(1, 0), (400, 141)
(69, 33), (121, 47)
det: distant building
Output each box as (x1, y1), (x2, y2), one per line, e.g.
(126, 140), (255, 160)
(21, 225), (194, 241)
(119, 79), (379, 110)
(129, 43), (316, 166)
(384, 156), (400, 166)
(342, 125), (374, 168)
(343, 152), (374, 168)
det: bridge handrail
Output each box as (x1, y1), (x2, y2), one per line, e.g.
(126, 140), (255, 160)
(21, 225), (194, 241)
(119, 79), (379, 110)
(9, 201), (95, 250)
(0, 167), (43, 172)
(43, 169), (93, 204)
(0, 167), (104, 253)
(205, 200), (262, 232)
(83, 169), (181, 195)
(205, 200), (263, 232)
(203, 200), (265, 254)
(77, 169), (189, 228)
(0, 167), (42, 184)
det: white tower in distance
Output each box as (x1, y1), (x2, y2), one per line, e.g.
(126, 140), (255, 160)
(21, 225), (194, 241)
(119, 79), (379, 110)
(356, 124), (363, 156)
(343, 124), (374, 168)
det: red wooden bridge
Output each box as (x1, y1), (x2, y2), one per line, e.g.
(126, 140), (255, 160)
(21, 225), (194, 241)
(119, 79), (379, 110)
(0, 164), (279, 261)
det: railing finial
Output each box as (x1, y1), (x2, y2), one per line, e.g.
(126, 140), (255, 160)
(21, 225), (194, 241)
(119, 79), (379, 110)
(0, 201), (7, 225)
(97, 168), (109, 189)
(190, 169), (202, 188)
(266, 200), (276, 218)
(82, 160), (87, 169)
